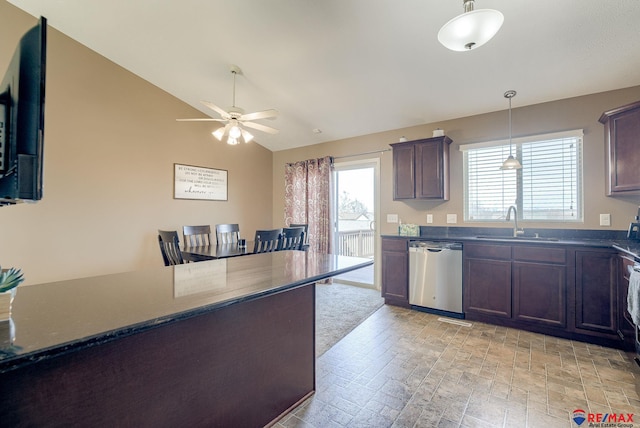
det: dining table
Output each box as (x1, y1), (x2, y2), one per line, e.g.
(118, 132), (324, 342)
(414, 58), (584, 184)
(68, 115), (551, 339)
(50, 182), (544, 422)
(182, 241), (255, 261)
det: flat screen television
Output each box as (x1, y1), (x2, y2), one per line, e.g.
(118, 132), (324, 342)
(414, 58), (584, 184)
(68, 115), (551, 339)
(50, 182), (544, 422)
(0, 16), (47, 206)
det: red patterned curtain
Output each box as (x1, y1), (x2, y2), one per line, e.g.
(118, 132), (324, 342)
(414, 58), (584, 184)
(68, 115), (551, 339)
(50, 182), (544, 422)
(284, 156), (333, 254)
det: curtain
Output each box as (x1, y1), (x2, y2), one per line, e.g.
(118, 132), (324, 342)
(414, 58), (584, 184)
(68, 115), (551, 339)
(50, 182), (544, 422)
(284, 156), (333, 254)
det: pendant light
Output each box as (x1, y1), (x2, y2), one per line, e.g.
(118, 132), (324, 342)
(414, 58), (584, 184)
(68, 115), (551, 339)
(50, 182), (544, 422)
(500, 90), (522, 170)
(438, 0), (504, 51)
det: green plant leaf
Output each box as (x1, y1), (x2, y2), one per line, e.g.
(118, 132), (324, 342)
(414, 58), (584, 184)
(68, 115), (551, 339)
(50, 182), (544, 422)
(0, 268), (24, 293)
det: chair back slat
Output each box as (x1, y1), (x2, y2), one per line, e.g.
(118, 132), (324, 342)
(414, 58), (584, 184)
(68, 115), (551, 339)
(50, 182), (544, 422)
(183, 225), (212, 247)
(289, 223), (310, 250)
(158, 230), (184, 266)
(280, 227), (305, 250)
(253, 229), (282, 253)
(216, 223), (240, 244)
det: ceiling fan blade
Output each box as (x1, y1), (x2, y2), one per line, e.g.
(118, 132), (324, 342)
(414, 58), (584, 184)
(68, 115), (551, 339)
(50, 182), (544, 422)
(176, 118), (226, 122)
(200, 100), (230, 118)
(242, 121), (279, 134)
(240, 109), (279, 121)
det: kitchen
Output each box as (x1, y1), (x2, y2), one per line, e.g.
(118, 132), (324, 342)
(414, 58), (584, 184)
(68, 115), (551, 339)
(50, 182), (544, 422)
(1, 1), (640, 426)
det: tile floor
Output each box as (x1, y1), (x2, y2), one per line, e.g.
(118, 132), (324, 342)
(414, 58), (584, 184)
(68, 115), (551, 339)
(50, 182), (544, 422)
(276, 305), (640, 428)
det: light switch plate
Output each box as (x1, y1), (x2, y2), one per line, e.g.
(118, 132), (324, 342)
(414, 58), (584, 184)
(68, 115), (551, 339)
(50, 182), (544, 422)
(599, 213), (611, 226)
(426, 214), (433, 224)
(446, 214), (457, 224)
(387, 214), (399, 223)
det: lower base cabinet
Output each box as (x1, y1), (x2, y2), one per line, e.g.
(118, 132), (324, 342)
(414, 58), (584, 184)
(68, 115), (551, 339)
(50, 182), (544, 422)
(575, 249), (618, 335)
(463, 244), (511, 318)
(381, 238), (409, 307)
(464, 242), (625, 349)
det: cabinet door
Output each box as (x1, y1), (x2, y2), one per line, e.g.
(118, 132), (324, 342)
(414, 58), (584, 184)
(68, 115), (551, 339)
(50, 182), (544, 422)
(513, 261), (566, 328)
(415, 141), (445, 199)
(392, 144), (415, 200)
(464, 258), (512, 318)
(600, 101), (640, 195)
(575, 250), (618, 334)
(381, 239), (409, 306)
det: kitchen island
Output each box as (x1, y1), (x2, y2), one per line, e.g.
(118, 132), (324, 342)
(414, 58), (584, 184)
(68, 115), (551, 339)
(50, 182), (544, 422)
(0, 251), (372, 427)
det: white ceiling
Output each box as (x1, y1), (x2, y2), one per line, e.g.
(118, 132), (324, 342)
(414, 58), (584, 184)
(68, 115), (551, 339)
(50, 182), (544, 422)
(7, 0), (640, 152)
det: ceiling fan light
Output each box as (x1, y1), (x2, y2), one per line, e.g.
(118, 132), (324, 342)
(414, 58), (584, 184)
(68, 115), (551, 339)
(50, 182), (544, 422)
(438, 8), (503, 51)
(500, 155), (522, 170)
(227, 136), (240, 145)
(229, 124), (242, 139)
(241, 129), (254, 143)
(212, 127), (226, 141)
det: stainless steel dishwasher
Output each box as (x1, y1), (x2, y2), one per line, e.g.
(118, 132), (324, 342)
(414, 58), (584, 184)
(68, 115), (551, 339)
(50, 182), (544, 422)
(409, 241), (463, 318)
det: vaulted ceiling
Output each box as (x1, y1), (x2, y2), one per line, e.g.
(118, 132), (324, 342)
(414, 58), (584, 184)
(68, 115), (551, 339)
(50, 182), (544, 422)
(8, 0), (640, 151)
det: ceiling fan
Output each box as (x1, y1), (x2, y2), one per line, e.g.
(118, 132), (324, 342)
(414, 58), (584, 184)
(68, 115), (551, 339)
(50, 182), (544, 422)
(177, 65), (278, 145)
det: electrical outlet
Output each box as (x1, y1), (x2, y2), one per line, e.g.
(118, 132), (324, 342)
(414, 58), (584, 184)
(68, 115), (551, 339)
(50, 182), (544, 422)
(387, 214), (398, 223)
(426, 214), (433, 224)
(446, 214), (457, 224)
(599, 213), (611, 226)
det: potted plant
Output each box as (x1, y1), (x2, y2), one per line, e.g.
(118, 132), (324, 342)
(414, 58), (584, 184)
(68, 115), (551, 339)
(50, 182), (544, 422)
(0, 267), (24, 321)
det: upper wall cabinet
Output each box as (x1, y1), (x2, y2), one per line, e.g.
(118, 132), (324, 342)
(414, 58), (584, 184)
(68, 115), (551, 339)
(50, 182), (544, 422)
(390, 136), (452, 200)
(599, 100), (640, 196)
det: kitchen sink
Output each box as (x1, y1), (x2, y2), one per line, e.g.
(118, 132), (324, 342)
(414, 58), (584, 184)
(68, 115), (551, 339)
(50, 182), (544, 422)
(475, 235), (559, 242)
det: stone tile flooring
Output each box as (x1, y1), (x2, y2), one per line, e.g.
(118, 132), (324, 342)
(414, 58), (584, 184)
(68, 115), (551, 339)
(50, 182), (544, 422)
(276, 305), (640, 427)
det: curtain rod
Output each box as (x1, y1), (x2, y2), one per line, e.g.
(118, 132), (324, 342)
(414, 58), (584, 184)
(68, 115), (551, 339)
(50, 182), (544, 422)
(333, 148), (391, 160)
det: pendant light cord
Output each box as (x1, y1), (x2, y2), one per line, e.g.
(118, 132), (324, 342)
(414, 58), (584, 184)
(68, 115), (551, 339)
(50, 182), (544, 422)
(504, 90), (517, 156)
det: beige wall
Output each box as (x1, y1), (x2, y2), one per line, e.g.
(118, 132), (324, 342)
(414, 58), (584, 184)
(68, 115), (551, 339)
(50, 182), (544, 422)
(0, 3), (273, 285)
(273, 86), (640, 236)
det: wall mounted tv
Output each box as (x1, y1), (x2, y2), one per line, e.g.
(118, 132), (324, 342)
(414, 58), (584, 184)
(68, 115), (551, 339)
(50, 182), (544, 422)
(0, 16), (47, 206)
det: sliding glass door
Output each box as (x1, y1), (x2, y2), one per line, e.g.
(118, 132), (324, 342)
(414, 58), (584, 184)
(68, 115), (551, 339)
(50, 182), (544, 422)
(332, 158), (379, 289)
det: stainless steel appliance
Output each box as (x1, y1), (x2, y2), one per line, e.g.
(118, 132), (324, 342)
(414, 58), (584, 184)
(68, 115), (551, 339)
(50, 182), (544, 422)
(409, 241), (463, 317)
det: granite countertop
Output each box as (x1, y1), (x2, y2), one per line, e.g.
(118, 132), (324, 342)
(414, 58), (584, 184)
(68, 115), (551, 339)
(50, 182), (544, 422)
(0, 251), (372, 371)
(383, 226), (640, 259)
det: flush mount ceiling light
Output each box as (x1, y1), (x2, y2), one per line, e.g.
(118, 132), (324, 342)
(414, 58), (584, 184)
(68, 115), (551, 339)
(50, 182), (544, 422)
(438, 0), (504, 51)
(500, 90), (522, 170)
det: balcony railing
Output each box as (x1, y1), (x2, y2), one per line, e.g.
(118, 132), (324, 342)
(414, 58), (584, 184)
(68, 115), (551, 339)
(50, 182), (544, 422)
(335, 229), (375, 258)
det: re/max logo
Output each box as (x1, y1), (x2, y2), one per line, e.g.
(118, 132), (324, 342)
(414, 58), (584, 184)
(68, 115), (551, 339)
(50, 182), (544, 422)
(573, 409), (635, 426)
(587, 413), (634, 423)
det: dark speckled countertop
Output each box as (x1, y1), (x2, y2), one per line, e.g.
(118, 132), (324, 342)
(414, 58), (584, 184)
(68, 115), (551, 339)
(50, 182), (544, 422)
(383, 226), (640, 260)
(0, 251), (372, 372)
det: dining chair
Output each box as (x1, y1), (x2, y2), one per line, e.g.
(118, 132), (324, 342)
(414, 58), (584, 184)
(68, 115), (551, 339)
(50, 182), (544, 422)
(183, 225), (212, 247)
(280, 227), (306, 251)
(289, 223), (310, 251)
(216, 223), (240, 244)
(158, 230), (184, 266)
(253, 229), (283, 253)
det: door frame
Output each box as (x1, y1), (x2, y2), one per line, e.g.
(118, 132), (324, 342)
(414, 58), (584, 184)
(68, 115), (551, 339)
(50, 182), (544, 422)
(332, 157), (381, 290)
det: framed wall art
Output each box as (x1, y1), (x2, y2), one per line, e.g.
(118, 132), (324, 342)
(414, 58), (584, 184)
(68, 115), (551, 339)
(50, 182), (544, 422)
(174, 163), (228, 201)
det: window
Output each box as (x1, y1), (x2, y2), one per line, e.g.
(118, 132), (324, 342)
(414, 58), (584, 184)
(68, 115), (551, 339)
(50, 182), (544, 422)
(462, 130), (583, 222)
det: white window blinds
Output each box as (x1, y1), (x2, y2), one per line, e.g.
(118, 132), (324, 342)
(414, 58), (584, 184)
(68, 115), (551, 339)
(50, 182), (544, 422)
(462, 130), (583, 222)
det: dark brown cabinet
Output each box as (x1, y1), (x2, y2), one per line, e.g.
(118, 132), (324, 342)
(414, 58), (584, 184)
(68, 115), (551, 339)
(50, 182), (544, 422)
(465, 242), (569, 336)
(599, 100), (640, 195)
(575, 249), (618, 335)
(391, 136), (452, 200)
(463, 243), (512, 318)
(381, 237), (409, 307)
(512, 246), (566, 328)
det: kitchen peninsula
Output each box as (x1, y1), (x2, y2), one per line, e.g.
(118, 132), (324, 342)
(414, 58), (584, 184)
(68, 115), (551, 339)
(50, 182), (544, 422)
(0, 251), (372, 427)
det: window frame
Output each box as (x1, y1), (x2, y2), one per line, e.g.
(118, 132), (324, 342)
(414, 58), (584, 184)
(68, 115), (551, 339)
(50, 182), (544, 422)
(461, 129), (584, 223)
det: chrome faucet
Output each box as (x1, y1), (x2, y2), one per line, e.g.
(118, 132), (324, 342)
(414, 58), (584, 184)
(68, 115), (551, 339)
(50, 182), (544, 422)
(505, 205), (524, 237)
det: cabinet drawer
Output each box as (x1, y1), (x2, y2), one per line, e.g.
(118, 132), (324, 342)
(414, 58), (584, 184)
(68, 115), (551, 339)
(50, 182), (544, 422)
(382, 238), (408, 252)
(513, 246), (566, 264)
(464, 243), (511, 260)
